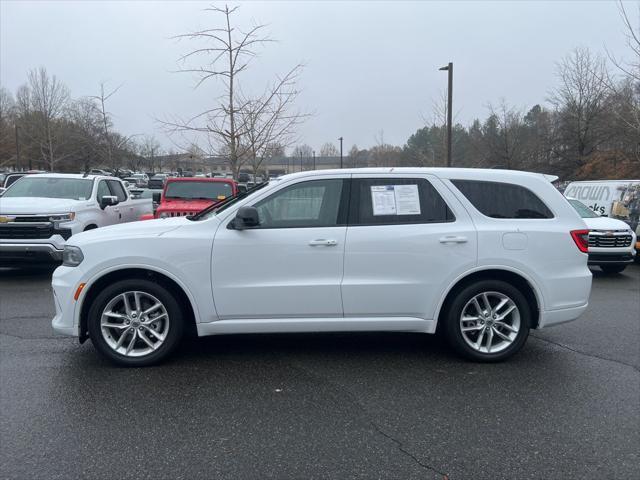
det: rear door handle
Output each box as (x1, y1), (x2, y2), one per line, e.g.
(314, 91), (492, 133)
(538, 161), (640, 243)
(439, 235), (468, 244)
(309, 239), (337, 247)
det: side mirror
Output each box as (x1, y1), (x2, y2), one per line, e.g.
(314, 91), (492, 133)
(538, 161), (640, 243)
(152, 192), (161, 203)
(233, 206), (260, 230)
(99, 195), (119, 210)
(0, 187), (5, 196)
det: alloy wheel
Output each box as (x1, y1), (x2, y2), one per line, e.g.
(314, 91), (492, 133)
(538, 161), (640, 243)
(100, 291), (170, 357)
(459, 291), (520, 354)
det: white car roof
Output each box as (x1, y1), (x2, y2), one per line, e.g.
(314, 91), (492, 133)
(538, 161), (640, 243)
(22, 173), (115, 180)
(276, 167), (553, 183)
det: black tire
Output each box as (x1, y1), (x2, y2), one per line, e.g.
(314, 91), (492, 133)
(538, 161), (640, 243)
(84, 225), (98, 231)
(600, 265), (626, 274)
(443, 280), (531, 362)
(87, 278), (185, 367)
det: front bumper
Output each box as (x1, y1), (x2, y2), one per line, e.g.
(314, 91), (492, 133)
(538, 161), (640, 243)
(51, 265), (85, 337)
(0, 242), (64, 264)
(0, 225), (73, 265)
(587, 252), (635, 265)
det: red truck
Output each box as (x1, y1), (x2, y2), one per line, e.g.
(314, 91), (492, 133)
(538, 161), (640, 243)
(140, 177), (238, 220)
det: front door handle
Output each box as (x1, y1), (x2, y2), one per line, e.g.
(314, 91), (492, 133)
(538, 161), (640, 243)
(439, 235), (468, 244)
(309, 239), (337, 247)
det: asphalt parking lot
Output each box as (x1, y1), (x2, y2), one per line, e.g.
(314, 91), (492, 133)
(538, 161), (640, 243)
(1, 265), (638, 480)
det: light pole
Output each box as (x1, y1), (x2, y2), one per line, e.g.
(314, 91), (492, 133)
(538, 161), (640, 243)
(439, 62), (453, 167)
(338, 137), (343, 168)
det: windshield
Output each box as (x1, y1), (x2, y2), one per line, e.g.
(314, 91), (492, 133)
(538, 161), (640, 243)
(3, 177), (93, 200)
(165, 181), (234, 200)
(568, 199), (600, 218)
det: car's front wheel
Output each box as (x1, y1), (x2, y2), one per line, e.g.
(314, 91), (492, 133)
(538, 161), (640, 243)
(87, 279), (184, 366)
(444, 280), (531, 362)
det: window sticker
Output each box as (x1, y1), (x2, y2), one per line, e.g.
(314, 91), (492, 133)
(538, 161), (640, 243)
(371, 184), (421, 216)
(394, 184), (421, 215)
(371, 185), (397, 215)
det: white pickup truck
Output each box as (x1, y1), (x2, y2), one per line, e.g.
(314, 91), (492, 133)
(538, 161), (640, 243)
(0, 173), (152, 266)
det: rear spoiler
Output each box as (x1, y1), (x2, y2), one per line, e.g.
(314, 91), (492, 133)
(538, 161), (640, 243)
(542, 174), (559, 183)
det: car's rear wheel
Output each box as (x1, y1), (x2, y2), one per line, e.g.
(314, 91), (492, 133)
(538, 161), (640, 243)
(444, 280), (530, 362)
(87, 279), (184, 366)
(600, 265), (626, 274)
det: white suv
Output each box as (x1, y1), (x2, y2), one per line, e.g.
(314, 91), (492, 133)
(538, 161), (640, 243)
(51, 168), (592, 366)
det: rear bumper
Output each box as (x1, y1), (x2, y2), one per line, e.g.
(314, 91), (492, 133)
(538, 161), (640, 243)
(538, 302), (589, 328)
(0, 242), (63, 265)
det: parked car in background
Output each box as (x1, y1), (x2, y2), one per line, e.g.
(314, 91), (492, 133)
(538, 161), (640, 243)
(131, 173), (149, 187)
(140, 177), (238, 219)
(115, 169), (133, 179)
(88, 168), (112, 176)
(567, 198), (636, 274)
(0, 170), (45, 193)
(52, 168), (592, 366)
(0, 173), (153, 266)
(123, 176), (147, 188)
(148, 174), (169, 189)
(129, 188), (161, 212)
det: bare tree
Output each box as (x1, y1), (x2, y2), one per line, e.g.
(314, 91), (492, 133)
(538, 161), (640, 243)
(0, 87), (17, 168)
(549, 47), (612, 170)
(485, 100), (526, 169)
(607, 1), (640, 84)
(66, 98), (103, 172)
(605, 1), (640, 161)
(320, 142), (339, 157)
(141, 135), (161, 172)
(292, 144), (312, 171)
(370, 130), (402, 167)
(89, 82), (122, 171)
(23, 67), (70, 171)
(166, 4), (273, 178)
(238, 65), (309, 179)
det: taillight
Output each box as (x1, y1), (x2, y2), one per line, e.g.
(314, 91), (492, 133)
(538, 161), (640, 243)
(571, 229), (589, 253)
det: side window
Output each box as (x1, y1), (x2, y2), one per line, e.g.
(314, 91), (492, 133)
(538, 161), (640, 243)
(96, 180), (111, 201)
(253, 179), (347, 228)
(451, 180), (554, 219)
(349, 178), (455, 225)
(107, 180), (128, 202)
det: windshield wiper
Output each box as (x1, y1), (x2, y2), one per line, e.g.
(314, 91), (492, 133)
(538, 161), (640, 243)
(188, 182), (269, 221)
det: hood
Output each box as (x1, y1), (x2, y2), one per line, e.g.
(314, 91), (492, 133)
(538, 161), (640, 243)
(157, 198), (217, 212)
(69, 217), (191, 246)
(0, 196), (86, 214)
(581, 216), (632, 231)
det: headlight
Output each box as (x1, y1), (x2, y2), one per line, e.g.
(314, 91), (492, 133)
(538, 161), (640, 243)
(159, 212), (169, 219)
(49, 213), (75, 223)
(62, 246), (84, 267)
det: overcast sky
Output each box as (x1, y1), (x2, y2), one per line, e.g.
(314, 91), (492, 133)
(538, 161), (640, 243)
(0, 0), (632, 153)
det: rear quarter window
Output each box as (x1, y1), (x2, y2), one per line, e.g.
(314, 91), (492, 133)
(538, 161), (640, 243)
(451, 180), (554, 219)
